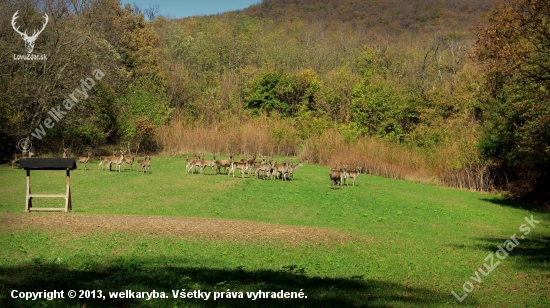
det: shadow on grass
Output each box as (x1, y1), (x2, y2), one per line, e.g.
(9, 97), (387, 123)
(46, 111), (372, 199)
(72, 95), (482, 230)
(480, 197), (549, 213)
(0, 257), (450, 308)
(473, 235), (550, 270)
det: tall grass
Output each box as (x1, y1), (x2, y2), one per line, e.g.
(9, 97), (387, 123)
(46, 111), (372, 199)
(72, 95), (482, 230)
(156, 117), (492, 192)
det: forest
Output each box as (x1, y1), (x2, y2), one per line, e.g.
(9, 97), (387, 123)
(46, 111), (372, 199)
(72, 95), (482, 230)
(1, 0), (548, 203)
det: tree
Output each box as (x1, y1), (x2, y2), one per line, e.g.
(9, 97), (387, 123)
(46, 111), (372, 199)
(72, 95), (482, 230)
(475, 0), (550, 199)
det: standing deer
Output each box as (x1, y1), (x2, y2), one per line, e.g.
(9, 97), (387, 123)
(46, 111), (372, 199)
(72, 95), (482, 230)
(344, 166), (362, 186)
(105, 151), (124, 172)
(138, 156), (151, 173)
(11, 151), (34, 169)
(272, 161), (291, 180)
(122, 154), (135, 171)
(201, 155), (217, 174)
(98, 151), (116, 170)
(189, 155), (204, 174)
(329, 167), (345, 189)
(113, 151), (125, 172)
(11, 11), (49, 54)
(215, 155), (233, 174)
(255, 160), (273, 180)
(62, 148), (69, 158)
(77, 152), (92, 170)
(186, 155), (202, 173)
(228, 161), (249, 178)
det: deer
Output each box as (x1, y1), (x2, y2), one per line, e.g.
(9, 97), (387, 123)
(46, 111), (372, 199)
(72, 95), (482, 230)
(62, 148), (69, 158)
(122, 153), (135, 171)
(77, 152), (92, 170)
(255, 160), (273, 180)
(287, 162), (304, 180)
(343, 166), (362, 186)
(186, 155), (202, 173)
(201, 155), (217, 174)
(98, 151), (116, 170)
(329, 167), (345, 189)
(114, 151), (126, 172)
(272, 161), (291, 181)
(215, 155), (233, 174)
(188, 155), (205, 174)
(11, 151), (34, 169)
(106, 151), (124, 172)
(11, 11), (49, 54)
(246, 155), (259, 176)
(250, 157), (266, 177)
(138, 156), (151, 173)
(228, 161), (250, 178)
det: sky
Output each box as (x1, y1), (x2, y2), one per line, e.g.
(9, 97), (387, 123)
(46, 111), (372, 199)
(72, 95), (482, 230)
(124, 0), (261, 19)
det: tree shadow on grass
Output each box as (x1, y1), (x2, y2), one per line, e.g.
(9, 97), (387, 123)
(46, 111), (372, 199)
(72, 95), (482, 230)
(0, 257), (451, 308)
(472, 235), (550, 270)
(480, 197), (549, 213)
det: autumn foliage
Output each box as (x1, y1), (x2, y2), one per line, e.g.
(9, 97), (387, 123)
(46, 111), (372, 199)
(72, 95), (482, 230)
(2, 0), (548, 201)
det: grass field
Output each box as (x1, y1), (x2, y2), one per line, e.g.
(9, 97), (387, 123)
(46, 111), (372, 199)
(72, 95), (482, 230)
(0, 156), (549, 307)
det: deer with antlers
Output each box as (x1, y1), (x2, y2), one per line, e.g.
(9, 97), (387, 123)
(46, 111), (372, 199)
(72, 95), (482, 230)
(12, 11), (49, 54)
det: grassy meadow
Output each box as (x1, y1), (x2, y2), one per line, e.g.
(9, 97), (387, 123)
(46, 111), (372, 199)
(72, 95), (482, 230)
(0, 156), (549, 307)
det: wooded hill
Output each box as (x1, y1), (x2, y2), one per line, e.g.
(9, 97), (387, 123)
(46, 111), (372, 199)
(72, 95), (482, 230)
(241, 0), (495, 33)
(1, 0), (548, 202)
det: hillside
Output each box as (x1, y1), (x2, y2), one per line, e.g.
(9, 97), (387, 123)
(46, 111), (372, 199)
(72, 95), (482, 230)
(240, 0), (496, 33)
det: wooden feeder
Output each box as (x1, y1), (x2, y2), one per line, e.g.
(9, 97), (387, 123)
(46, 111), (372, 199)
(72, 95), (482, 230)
(19, 158), (77, 212)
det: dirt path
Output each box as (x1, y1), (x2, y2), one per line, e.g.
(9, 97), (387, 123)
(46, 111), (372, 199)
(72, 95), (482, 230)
(0, 212), (357, 244)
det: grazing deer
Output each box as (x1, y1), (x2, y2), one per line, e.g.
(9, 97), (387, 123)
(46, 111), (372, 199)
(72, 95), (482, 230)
(98, 151), (116, 170)
(287, 162), (304, 180)
(215, 155), (233, 174)
(62, 148), (69, 158)
(228, 161), (249, 178)
(329, 167), (345, 189)
(77, 152), (92, 170)
(138, 156), (151, 173)
(201, 155), (217, 174)
(11, 151), (34, 169)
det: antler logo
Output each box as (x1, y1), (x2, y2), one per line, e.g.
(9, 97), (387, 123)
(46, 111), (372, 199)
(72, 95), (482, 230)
(11, 11), (48, 54)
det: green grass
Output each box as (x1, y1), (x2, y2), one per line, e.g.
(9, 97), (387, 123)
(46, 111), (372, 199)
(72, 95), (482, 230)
(0, 157), (549, 307)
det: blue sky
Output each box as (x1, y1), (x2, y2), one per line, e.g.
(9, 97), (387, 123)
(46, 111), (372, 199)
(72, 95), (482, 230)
(124, 0), (261, 19)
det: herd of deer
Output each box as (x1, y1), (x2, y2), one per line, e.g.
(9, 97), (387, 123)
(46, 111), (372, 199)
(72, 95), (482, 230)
(95, 150), (151, 173)
(10, 149), (361, 186)
(185, 154), (304, 181)
(10, 148), (151, 173)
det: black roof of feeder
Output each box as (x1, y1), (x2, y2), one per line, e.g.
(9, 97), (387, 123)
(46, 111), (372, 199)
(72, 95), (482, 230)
(19, 158), (77, 170)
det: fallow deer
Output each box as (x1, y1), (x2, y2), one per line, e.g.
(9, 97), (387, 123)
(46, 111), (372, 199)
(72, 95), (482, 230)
(77, 152), (92, 170)
(215, 155), (233, 174)
(11, 151), (34, 169)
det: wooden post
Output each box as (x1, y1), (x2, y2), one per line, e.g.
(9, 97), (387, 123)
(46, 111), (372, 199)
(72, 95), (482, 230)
(25, 169), (32, 212)
(65, 168), (71, 212)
